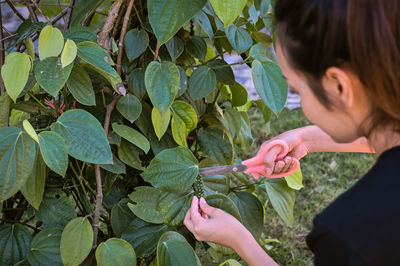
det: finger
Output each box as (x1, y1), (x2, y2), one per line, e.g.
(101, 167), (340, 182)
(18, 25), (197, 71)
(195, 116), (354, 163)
(190, 196), (202, 221)
(274, 160), (285, 174)
(280, 157), (292, 174)
(263, 146), (282, 175)
(184, 208), (195, 232)
(199, 197), (217, 217)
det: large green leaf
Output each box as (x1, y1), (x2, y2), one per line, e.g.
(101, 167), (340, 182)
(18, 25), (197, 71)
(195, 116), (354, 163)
(251, 60), (288, 114)
(35, 56), (74, 97)
(249, 43), (272, 62)
(148, 0), (207, 44)
(20, 150), (46, 210)
(222, 108), (242, 139)
(285, 167), (304, 190)
(209, 59), (235, 85)
(189, 66), (217, 99)
(0, 224), (32, 266)
(60, 217), (93, 265)
(197, 127), (233, 165)
(128, 68), (146, 99)
(265, 179), (296, 226)
(67, 64), (95, 106)
(210, 0), (247, 27)
(157, 231), (200, 266)
(36, 192), (77, 229)
(145, 61), (180, 113)
(128, 186), (164, 224)
(171, 100), (198, 147)
(96, 238), (136, 266)
(225, 24), (253, 54)
(112, 123), (150, 154)
(111, 198), (136, 237)
(124, 29), (149, 61)
(0, 94), (10, 128)
(157, 191), (193, 226)
(38, 131), (68, 177)
(117, 139), (144, 170)
(166, 36), (184, 61)
(142, 146), (199, 193)
(116, 94), (142, 122)
(27, 228), (63, 266)
(205, 194), (242, 222)
(229, 191), (264, 239)
(64, 26), (97, 43)
(51, 109), (112, 164)
(38, 25), (64, 60)
(61, 39), (77, 68)
(1, 52), (31, 102)
(0, 126), (36, 200)
(194, 11), (214, 40)
(70, 0), (102, 26)
(152, 107), (171, 140)
(121, 218), (168, 258)
(186, 36), (207, 60)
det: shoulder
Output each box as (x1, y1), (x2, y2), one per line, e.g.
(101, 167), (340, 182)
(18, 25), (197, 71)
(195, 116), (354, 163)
(307, 146), (400, 265)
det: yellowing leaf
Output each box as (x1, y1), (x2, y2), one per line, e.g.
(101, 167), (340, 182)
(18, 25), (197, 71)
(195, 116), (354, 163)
(285, 167), (304, 190)
(23, 120), (38, 143)
(61, 39), (77, 68)
(210, 0), (247, 27)
(38, 25), (64, 60)
(171, 100), (197, 147)
(151, 107), (171, 140)
(26, 37), (35, 59)
(204, 45), (216, 62)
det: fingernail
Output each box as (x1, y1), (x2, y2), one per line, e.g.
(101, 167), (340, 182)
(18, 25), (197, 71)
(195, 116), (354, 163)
(200, 197), (206, 205)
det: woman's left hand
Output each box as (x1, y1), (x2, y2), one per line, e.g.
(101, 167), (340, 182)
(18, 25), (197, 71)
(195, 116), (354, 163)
(184, 196), (246, 248)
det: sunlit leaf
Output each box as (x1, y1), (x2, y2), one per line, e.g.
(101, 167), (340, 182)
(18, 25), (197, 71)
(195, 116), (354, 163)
(38, 25), (64, 60)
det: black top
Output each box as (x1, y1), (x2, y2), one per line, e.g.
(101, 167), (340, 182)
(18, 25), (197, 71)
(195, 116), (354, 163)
(306, 146), (400, 266)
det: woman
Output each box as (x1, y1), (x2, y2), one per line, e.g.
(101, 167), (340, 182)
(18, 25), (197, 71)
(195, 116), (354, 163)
(184, 0), (400, 265)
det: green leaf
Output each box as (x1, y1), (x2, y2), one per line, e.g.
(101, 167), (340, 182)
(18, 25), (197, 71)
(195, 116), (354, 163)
(101, 154), (126, 174)
(51, 109), (112, 164)
(27, 228), (63, 266)
(118, 140), (144, 170)
(285, 167), (304, 190)
(205, 193), (242, 222)
(229, 191), (264, 239)
(60, 217), (93, 266)
(70, 0), (102, 26)
(255, 99), (272, 124)
(96, 238), (136, 266)
(121, 218), (168, 258)
(145, 61), (180, 113)
(197, 127), (233, 165)
(186, 36), (207, 60)
(165, 36), (184, 61)
(0, 94), (11, 128)
(38, 131), (68, 176)
(189, 66), (217, 99)
(124, 29), (149, 61)
(157, 191), (193, 226)
(128, 68), (146, 99)
(249, 43), (275, 62)
(229, 82), (248, 107)
(251, 32), (272, 47)
(171, 100), (198, 147)
(112, 123), (150, 154)
(23, 119), (39, 143)
(220, 259), (242, 266)
(1, 52), (31, 102)
(64, 26), (97, 43)
(35, 56), (74, 97)
(38, 25), (64, 60)
(142, 146), (199, 193)
(67, 64), (95, 106)
(61, 39), (77, 68)
(222, 108), (242, 139)
(225, 24), (253, 54)
(111, 199), (136, 237)
(20, 149), (46, 210)
(177, 66), (188, 97)
(0, 224), (32, 265)
(152, 107), (171, 140)
(148, 0), (207, 44)
(36, 192), (77, 229)
(252, 60), (288, 114)
(194, 11), (214, 39)
(128, 186), (164, 224)
(210, 0), (247, 27)
(0, 126), (36, 200)
(116, 94), (142, 122)
(209, 59), (235, 85)
(265, 179), (296, 226)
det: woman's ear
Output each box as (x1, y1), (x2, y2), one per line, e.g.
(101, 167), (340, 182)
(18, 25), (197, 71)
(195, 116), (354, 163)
(322, 67), (354, 109)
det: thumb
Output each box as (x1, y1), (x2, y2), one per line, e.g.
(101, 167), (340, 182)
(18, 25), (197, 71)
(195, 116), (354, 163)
(263, 146), (281, 175)
(199, 197), (217, 217)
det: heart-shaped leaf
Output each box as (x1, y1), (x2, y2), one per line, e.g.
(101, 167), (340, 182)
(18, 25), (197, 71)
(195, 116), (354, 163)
(61, 39), (77, 68)
(151, 107), (171, 140)
(38, 25), (64, 60)
(165, 36), (184, 61)
(128, 186), (164, 224)
(225, 24), (253, 54)
(116, 94), (142, 122)
(124, 29), (149, 61)
(67, 64), (95, 106)
(27, 228), (63, 266)
(38, 131), (68, 176)
(157, 190), (193, 226)
(170, 100), (198, 146)
(96, 238), (136, 266)
(0, 224), (32, 265)
(188, 66), (216, 99)
(210, 0), (247, 27)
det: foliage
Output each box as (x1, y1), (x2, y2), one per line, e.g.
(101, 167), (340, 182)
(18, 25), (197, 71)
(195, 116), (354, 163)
(0, 0), (302, 265)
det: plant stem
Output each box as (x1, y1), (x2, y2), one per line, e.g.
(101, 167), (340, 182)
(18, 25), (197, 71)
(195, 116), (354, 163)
(153, 42), (160, 61)
(25, 0), (38, 23)
(0, 3), (5, 94)
(30, 0), (51, 25)
(5, 0), (26, 20)
(98, 0), (124, 48)
(117, 0), (135, 76)
(132, 3), (143, 28)
(64, 0), (75, 31)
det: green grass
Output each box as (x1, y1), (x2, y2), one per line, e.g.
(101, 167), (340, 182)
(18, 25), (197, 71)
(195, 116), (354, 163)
(248, 108), (375, 265)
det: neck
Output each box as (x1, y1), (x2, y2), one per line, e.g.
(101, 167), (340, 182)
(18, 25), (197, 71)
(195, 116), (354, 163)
(368, 126), (400, 155)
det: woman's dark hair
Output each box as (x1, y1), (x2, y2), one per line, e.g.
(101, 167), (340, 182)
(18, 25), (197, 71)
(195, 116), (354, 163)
(274, 0), (400, 134)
